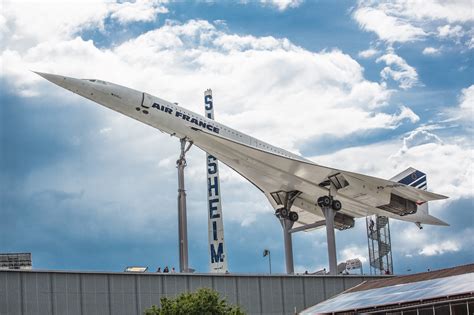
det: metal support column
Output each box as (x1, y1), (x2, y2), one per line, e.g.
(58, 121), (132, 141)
(322, 206), (337, 275)
(177, 138), (193, 273)
(274, 191), (300, 275)
(280, 218), (295, 274)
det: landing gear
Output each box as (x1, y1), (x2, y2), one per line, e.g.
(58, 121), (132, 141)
(279, 208), (289, 218)
(271, 190), (302, 274)
(289, 211), (299, 222)
(332, 199), (342, 211)
(316, 193), (343, 276)
(317, 196), (342, 211)
(276, 208), (299, 222)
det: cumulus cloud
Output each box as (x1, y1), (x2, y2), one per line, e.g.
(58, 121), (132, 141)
(422, 47), (441, 55)
(376, 52), (419, 89)
(339, 245), (368, 263)
(419, 240), (460, 256)
(259, 0), (303, 11)
(109, 0), (168, 24)
(0, 0), (168, 50)
(353, 0), (473, 48)
(445, 85), (474, 126)
(353, 6), (426, 43)
(457, 85), (474, 121)
(437, 24), (464, 39)
(358, 48), (380, 59)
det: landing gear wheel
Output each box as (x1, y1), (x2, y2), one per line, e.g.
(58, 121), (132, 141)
(289, 211), (299, 222)
(317, 196), (332, 207)
(279, 208), (289, 218)
(332, 199), (342, 211)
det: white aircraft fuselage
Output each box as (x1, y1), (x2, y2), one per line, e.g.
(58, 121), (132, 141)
(35, 72), (448, 229)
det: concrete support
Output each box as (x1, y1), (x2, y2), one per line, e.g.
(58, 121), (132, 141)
(177, 138), (193, 273)
(280, 218), (295, 274)
(322, 206), (337, 275)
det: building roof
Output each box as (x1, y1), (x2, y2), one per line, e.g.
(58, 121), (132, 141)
(347, 263), (474, 292)
(301, 264), (474, 314)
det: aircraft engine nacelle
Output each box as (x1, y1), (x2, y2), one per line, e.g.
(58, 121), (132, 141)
(377, 193), (417, 216)
(334, 213), (355, 230)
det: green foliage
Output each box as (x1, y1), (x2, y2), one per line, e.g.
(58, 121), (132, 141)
(144, 287), (245, 315)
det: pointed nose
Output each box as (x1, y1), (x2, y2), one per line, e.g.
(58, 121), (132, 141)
(33, 71), (71, 87)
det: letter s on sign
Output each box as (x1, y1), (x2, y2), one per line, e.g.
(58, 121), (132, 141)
(205, 95), (213, 111)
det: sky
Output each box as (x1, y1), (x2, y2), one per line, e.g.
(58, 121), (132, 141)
(0, 0), (473, 275)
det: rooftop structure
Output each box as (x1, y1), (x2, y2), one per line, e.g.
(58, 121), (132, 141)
(301, 263), (474, 314)
(0, 253), (32, 270)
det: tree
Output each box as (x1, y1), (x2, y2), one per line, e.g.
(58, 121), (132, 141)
(144, 288), (245, 315)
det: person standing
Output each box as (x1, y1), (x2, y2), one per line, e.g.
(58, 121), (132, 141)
(163, 266), (169, 273)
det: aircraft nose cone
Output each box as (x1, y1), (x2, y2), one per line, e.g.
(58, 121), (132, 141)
(33, 71), (69, 87)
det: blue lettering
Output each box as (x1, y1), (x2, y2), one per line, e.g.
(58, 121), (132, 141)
(208, 177), (219, 197)
(212, 221), (218, 241)
(208, 199), (220, 219)
(210, 243), (224, 263)
(205, 95), (213, 111)
(207, 155), (217, 174)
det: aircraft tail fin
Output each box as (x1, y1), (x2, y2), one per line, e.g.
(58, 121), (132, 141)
(391, 167), (429, 213)
(389, 167), (449, 226)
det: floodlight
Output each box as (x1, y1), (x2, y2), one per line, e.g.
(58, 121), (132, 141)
(124, 266), (148, 272)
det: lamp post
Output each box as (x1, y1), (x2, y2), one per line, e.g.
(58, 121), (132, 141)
(263, 249), (272, 274)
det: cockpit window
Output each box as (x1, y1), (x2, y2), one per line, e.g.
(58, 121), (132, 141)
(86, 79), (107, 84)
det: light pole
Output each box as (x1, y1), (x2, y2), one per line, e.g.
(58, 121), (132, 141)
(263, 249), (272, 274)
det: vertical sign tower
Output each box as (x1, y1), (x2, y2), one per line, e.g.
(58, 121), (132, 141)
(204, 89), (228, 273)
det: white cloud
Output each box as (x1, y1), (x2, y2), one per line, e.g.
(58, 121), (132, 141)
(353, 6), (426, 43)
(419, 240), (460, 256)
(393, 0), (473, 24)
(458, 85), (474, 117)
(422, 46), (441, 55)
(339, 245), (368, 263)
(377, 52), (419, 89)
(447, 85), (474, 125)
(437, 24), (464, 39)
(353, 1), (473, 48)
(358, 48), (380, 58)
(0, 0), (168, 51)
(109, 0), (168, 24)
(399, 129), (442, 152)
(260, 0), (303, 11)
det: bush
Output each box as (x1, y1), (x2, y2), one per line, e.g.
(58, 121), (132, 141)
(144, 287), (245, 315)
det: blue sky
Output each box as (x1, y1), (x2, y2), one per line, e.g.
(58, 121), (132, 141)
(1, 0), (473, 275)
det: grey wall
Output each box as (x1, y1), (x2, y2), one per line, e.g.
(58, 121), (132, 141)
(0, 270), (385, 315)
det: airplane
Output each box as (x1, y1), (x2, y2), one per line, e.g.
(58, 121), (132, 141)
(35, 72), (448, 273)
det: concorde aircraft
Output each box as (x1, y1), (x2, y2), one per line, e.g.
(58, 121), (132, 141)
(35, 72), (448, 232)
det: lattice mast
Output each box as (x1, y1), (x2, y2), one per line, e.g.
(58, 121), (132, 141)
(366, 215), (393, 275)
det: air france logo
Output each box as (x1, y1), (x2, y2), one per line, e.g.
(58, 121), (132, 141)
(146, 101), (220, 134)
